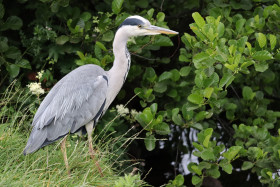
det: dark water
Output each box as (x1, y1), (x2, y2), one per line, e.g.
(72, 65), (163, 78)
(129, 125), (263, 187)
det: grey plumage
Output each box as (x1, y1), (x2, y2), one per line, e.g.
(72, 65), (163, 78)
(23, 15), (178, 157)
(24, 65), (108, 154)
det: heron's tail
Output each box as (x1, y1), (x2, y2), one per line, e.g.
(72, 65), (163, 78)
(23, 127), (47, 155)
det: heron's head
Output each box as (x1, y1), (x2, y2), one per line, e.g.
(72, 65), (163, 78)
(117, 15), (178, 37)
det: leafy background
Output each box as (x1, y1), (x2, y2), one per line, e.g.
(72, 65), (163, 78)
(1, 0), (280, 186)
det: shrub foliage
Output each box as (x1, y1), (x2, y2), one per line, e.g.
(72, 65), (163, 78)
(1, 0), (280, 186)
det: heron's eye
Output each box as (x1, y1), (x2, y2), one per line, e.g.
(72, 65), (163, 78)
(138, 24), (142, 28)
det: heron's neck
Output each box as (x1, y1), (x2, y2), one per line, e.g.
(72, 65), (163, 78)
(105, 30), (131, 108)
(111, 30), (130, 74)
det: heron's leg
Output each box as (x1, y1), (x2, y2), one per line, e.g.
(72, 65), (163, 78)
(85, 122), (104, 177)
(60, 135), (70, 176)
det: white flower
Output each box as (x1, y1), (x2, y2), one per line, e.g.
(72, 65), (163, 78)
(93, 27), (100, 33)
(45, 26), (52, 31)
(131, 109), (139, 118)
(36, 70), (44, 80)
(129, 109), (139, 123)
(27, 82), (45, 95)
(116, 104), (129, 117)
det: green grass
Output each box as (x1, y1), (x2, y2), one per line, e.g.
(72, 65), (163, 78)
(0, 81), (146, 186)
(0, 125), (146, 186)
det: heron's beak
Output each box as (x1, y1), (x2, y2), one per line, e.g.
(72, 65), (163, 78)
(146, 25), (178, 35)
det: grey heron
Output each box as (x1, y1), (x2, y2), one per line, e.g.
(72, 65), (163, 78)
(23, 15), (178, 175)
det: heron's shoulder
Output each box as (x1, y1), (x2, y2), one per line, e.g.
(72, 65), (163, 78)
(71, 64), (105, 74)
(62, 64), (107, 81)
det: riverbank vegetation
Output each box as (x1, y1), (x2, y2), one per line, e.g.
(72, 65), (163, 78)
(1, 0), (280, 186)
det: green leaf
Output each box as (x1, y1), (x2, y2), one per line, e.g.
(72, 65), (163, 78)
(154, 122), (170, 135)
(193, 142), (203, 152)
(201, 150), (215, 160)
(144, 133), (156, 151)
(192, 12), (205, 29)
(224, 63), (237, 71)
(6, 64), (20, 78)
(203, 128), (213, 148)
(220, 160), (233, 174)
(56, 35), (69, 45)
(241, 161), (254, 170)
(172, 174), (184, 186)
(195, 111), (208, 121)
(191, 165), (202, 175)
(188, 93), (204, 105)
(50, 1), (59, 12)
(0, 37), (8, 53)
(223, 146), (242, 161)
(150, 103), (157, 115)
(135, 0), (149, 8)
(135, 108), (153, 128)
(0, 3), (4, 19)
(269, 34), (277, 50)
(58, 0), (69, 7)
(154, 36), (173, 46)
(170, 69), (180, 82)
(94, 45), (103, 60)
(102, 30), (114, 42)
(248, 147), (263, 160)
(242, 86), (255, 100)
(16, 59), (31, 69)
(198, 161), (211, 170)
(219, 72), (234, 89)
(204, 72), (219, 87)
(154, 82), (167, 93)
(252, 50), (273, 61)
(3, 16), (23, 30)
(204, 87), (214, 99)
(236, 18), (246, 33)
(167, 89), (177, 98)
(257, 33), (266, 48)
(80, 12), (91, 21)
(144, 67), (157, 82)
(192, 175), (202, 185)
(207, 165), (220, 179)
(182, 33), (194, 48)
(254, 61), (268, 72)
(223, 163), (233, 174)
(237, 36), (248, 53)
(156, 12), (165, 22)
(96, 41), (107, 51)
(217, 22), (225, 37)
(172, 108), (184, 126)
(190, 24), (207, 41)
(112, 0), (124, 14)
(5, 46), (21, 60)
(246, 42), (252, 54)
(190, 123), (203, 130)
(159, 71), (172, 82)
(193, 52), (209, 68)
(147, 8), (154, 18)
(241, 60), (254, 68)
(180, 66), (191, 76)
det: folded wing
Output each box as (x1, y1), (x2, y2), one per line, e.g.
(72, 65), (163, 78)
(24, 64), (108, 154)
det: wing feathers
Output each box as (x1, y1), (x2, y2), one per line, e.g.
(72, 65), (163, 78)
(24, 64), (108, 154)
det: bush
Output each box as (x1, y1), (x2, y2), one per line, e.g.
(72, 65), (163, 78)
(1, 0), (280, 186)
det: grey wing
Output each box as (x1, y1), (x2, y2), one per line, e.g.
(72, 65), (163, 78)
(24, 64), (108, 154)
